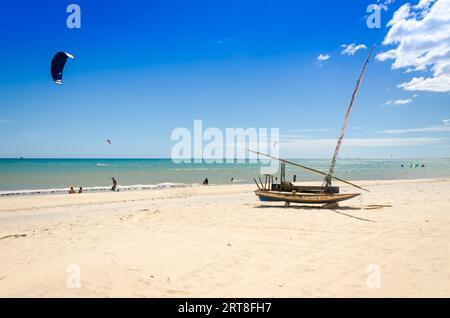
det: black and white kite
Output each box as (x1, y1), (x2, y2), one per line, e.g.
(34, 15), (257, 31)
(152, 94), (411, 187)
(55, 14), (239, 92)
(51, 51), (74, 85)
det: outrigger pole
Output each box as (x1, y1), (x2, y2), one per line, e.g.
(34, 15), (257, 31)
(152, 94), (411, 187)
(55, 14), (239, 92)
(325, 46), (375, 188)
(248, 150), (369, 192)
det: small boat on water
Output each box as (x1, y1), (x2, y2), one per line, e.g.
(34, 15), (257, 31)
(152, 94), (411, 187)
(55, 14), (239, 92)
(252, 48), (374, 206)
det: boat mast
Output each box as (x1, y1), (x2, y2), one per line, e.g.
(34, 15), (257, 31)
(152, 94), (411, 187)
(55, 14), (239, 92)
(325, 47), (374, 188)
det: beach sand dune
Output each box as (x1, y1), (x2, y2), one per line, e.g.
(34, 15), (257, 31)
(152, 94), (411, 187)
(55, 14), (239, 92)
(1, 179), (449, 297)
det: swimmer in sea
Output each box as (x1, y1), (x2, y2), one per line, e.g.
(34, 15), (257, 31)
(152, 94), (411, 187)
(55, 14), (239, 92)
(112, 178), (117, 191)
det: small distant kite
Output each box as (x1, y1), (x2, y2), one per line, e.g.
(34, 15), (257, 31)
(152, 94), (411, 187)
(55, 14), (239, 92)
(106, 139), (112, 145)
(51, 51), (74, 85)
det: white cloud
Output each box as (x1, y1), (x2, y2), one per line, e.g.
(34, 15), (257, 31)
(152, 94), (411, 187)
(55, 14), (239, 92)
(384, 98), (413, 105)
(381, 122), (450, 134)
(348, 126), (365, 130)
(279, 132), (447, 157)
(317, 54), (330, 61)
(376, 0), (397, 11)
(398, 76), (450, 92)
(280, 134), (314, 140)
(341, 43), (367, 56)
(281, 129), (332, 141)
(281, 137), (445, 152)
(415, 0), (438, 10)
(217, 38), (231, 45)
(290, 128), (331, 133)
(376, 0), (450, 93)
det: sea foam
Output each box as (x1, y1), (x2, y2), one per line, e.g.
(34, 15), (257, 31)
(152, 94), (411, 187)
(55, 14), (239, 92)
(0, 183), (186, 197)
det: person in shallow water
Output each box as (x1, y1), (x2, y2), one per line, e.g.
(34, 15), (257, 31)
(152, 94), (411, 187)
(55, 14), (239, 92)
(78, 187), (83, 194)
(111, 178), (117, 191)
(68, 187), (76, 194)
(203, 178), (209, 186)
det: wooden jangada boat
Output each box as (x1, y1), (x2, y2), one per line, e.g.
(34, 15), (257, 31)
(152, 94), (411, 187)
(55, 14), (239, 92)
(252, 48), (375, 206)
(256, 190), (360, 204)
(253, 162), (363, 205)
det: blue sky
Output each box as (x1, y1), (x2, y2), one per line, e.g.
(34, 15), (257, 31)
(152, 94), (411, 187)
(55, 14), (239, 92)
(0, 0), (449, 158)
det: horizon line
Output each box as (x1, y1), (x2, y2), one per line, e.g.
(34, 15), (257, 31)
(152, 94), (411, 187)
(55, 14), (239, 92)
(0, 157), (447, 160)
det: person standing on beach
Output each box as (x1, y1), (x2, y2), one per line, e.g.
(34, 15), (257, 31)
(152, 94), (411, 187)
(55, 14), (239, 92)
(203, 178), (209, 186)
(78, 187), (83, 193)
(293, 175), (297, 182)
(112, 178), (117, 191)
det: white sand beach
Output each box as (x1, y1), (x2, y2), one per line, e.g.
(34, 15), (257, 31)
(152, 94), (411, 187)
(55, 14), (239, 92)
(1, 178), (449, 297)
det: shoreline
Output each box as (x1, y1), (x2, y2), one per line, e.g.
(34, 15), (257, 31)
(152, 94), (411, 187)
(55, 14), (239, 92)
(1, 176), (450, 198)
(0, 183), (186, 198)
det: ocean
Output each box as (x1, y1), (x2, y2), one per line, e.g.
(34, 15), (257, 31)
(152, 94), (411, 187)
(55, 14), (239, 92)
(1, 158), (449, 195)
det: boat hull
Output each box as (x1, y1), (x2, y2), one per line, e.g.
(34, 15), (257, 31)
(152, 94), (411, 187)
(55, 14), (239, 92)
(256, 190), (360, 204)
